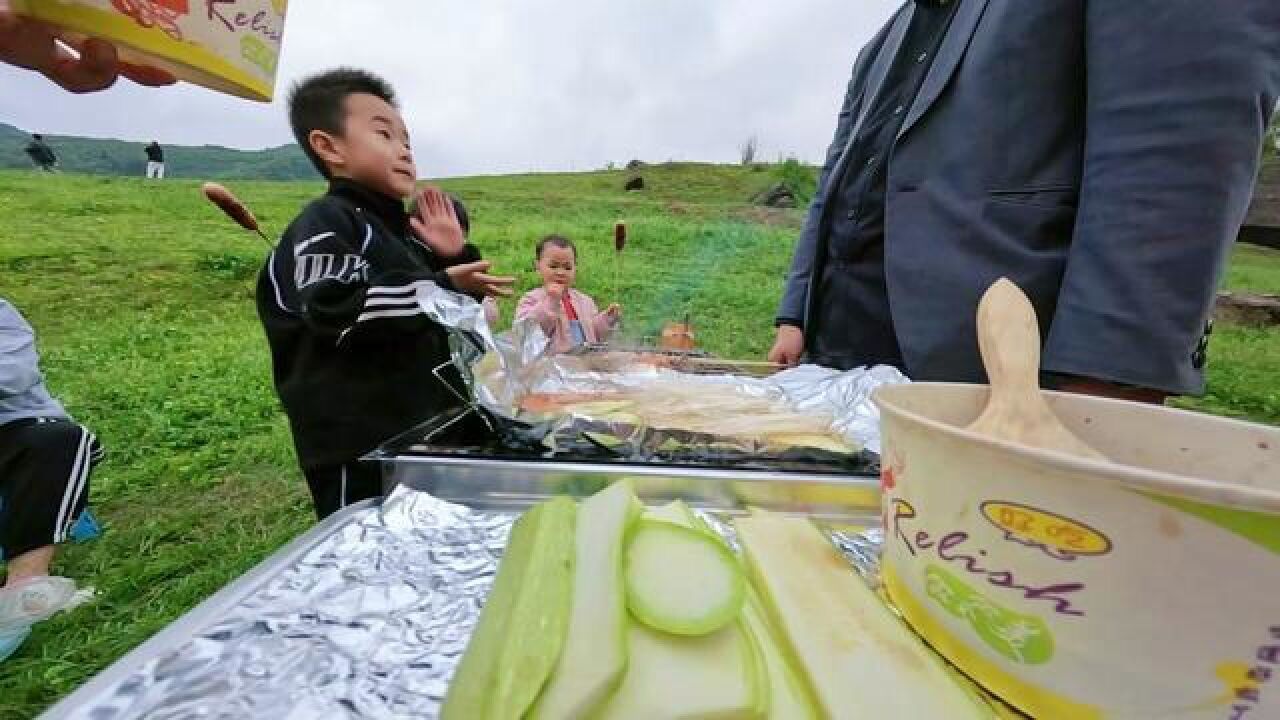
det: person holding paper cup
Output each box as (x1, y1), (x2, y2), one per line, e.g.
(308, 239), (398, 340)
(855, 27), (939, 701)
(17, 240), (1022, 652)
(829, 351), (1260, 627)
(0, 1), (174, 93)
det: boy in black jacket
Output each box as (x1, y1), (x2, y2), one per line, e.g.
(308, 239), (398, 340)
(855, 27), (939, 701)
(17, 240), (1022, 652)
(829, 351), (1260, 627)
(256, 68), (514, 519)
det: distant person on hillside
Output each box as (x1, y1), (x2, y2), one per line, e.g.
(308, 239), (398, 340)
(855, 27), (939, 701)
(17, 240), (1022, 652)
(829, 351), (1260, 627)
(0, 297), (104, 661)
(144, 141), (165, 179)
(0, 6), (174, 93)
(512, 234), (622, 353)
(256, 68), (515, 519)
(23, 134), (56, 172)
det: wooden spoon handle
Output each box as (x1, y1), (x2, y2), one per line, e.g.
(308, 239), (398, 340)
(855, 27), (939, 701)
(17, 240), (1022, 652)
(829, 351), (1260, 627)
(976, 278), (1043, 407)
(969, 278), (1106, 460)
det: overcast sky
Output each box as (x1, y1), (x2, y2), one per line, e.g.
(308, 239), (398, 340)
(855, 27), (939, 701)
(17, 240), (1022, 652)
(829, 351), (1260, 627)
(0, 0), (900, 177)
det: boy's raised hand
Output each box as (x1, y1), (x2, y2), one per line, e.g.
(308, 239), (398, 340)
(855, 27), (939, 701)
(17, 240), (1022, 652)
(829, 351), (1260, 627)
(445, 261), (515, 298)
(410, 186), (466, 258)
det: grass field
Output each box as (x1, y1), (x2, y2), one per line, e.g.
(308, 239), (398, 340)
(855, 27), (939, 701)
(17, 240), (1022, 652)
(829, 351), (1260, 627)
(0, 165), (1278, 717)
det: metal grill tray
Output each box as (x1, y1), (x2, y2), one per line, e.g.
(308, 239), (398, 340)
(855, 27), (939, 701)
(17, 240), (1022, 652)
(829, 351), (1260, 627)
(41, 463), (881, 719)
(369, 406), (882, 481)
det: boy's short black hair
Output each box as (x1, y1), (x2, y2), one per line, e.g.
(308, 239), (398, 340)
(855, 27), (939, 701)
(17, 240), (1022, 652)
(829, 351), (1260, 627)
(288, 68), (397, 179)
(536, 234), (577, 261)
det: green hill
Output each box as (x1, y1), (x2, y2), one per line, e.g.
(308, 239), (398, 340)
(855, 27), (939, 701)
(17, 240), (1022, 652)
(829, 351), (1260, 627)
(0, 122), (314, 180)
(0, 164), (805, 716)
(0, 165), (1276, 717)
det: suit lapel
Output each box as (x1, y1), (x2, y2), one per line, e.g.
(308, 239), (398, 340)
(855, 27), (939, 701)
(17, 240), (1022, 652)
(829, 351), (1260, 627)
(898, 0), (990, 139)
(853, 5), (916, 137)
(814, 6), (916, 213)
(804, 7), (915, 333)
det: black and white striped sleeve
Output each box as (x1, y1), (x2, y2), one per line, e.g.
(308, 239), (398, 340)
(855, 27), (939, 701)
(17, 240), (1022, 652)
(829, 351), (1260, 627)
(267, 206), (458, 347)
(321, 268), (456, 347)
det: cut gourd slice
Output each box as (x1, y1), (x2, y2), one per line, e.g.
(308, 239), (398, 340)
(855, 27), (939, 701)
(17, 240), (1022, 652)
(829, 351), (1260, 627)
(531, 480), (642, 720)
(440, 496), (576, 720)
(741, 587), (819, 720)
(644, 500), (691, 525)
(673, 502), (815, 719)
(598, 502), (764, 719)
(735, 511), (991, 720)
(664, 504), (818, 720)
(765, 432), (855, 454)
(597, 619), (763, 720)
(624, 519), (744, 636)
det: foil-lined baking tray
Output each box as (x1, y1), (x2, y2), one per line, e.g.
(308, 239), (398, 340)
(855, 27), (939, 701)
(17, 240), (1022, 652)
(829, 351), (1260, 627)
(368, 404), (880, 504)
(41, 472), (882, 720)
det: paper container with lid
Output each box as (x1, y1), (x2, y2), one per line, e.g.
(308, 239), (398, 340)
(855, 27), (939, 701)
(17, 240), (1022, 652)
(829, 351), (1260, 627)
(12, 0), (287, 101)
(874, 382), (1280, 719)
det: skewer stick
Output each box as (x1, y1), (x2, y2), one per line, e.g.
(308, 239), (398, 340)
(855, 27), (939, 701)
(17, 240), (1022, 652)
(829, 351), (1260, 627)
(202, 182), (273, 248)
(614, 221), (627, 339)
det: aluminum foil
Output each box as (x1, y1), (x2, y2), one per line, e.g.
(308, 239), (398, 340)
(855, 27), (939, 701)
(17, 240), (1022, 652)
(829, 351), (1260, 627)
(488, 358), (906, 453)
(771, 364), (909, 453)
(410, 281), (907, 453)
(412, 281), (554, 412)
(58, 486), (886, 720)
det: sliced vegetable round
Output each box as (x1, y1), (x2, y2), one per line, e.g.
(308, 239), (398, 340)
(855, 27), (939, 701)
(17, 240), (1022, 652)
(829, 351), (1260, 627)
(624, 519), (745, 636)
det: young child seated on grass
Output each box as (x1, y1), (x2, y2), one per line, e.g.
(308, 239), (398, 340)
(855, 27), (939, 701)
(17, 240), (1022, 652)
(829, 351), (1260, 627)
(514, 234), (621, 353)
(256, 68), (514, 519)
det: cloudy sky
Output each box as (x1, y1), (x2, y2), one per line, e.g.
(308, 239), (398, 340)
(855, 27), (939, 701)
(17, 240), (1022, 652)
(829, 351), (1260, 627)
(0, 0), (900, 177)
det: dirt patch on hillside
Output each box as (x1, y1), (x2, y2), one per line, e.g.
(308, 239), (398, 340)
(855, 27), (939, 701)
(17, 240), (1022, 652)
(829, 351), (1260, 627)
(732, 206), (803, 229)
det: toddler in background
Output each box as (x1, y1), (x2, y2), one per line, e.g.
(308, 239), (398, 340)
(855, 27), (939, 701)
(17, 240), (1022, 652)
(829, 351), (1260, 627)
(513, 234), (621, 352)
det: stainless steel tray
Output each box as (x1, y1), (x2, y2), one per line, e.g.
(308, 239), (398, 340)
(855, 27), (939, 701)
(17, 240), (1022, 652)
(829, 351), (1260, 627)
(40, 464), (881, 719)
(367, 405), (883, 479)
(383, 454), (880, 524)
(40, 499), (380, 720)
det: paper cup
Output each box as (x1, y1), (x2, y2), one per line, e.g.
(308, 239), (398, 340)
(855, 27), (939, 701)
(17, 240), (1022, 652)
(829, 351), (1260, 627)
(874, 383), (1280, 719)
(13, 0), (287, 101)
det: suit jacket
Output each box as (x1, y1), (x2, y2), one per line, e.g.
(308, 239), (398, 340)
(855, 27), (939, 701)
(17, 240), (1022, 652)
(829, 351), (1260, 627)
(778, 0), (1280, 394)
(516, 287), (617, 353)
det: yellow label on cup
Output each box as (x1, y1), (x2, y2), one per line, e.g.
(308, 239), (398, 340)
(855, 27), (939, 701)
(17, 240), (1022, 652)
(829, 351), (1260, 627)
(980, 501), (1112, 559)
(12, 0), (288, 101)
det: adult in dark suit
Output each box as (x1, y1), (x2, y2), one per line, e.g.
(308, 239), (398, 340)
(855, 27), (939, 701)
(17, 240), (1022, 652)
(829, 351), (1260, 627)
(769, 0), (1279, 401)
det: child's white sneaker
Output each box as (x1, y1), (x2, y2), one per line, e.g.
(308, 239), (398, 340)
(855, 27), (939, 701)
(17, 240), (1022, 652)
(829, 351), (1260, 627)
(0, 576), (95, 633)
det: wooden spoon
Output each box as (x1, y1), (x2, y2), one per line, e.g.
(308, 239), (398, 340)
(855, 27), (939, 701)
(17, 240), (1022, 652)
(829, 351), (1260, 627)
(966, 278), (1106, 460)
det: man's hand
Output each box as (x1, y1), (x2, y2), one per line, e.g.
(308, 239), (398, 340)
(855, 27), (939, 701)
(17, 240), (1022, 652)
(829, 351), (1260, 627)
(603, 303), (622, 322)
(410, 186), (466, 258)
(445, 261), (514, 298)
(0, 9), (175, 93)
(768, 324), (805, 366)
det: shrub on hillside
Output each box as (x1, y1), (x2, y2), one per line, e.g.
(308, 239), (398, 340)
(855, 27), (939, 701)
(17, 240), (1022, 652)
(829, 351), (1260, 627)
(773, 157), (817, 205)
